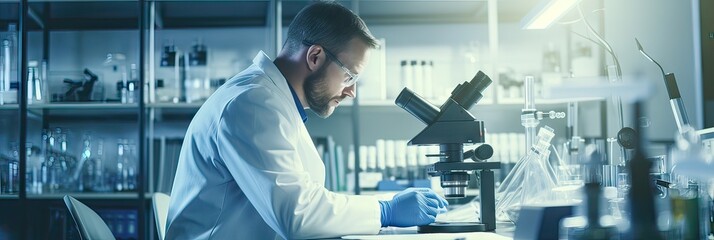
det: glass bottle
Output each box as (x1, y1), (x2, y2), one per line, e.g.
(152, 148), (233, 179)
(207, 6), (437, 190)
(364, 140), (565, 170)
(127, 64), (137, 104)
(157, 41), (181, 103)
(116, 139), (125, 192)
(186, 39), (209, 103)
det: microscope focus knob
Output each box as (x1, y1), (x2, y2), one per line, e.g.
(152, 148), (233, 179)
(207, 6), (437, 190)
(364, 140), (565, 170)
(464, 144), (493, 162)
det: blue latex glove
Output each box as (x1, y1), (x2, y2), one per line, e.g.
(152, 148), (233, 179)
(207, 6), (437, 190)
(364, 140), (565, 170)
(379, 188), (449, 227)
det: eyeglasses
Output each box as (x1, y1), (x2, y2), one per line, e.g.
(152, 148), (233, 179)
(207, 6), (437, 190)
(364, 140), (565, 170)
(303, 40), (359, 86)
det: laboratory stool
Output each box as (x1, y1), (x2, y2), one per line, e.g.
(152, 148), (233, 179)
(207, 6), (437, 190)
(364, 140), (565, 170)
(63, 195), (116, 240)
(152, 192), (171, 240)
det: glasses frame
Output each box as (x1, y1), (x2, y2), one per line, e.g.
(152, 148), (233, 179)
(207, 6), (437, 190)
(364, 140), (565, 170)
(302, 40), (359, 86)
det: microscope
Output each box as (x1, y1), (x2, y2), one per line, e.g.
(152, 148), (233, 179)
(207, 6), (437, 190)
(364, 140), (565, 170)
(395, 71), (500, 233)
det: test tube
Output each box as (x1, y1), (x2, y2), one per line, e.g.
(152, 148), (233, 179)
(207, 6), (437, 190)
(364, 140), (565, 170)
(413, 60), (423, 95)
(347, 145), (355, 174)
(401, 60), (413, 90)
(406, 145), (418, 179)
(368, 146), (377, 172)
(359, 146), (368, 173)
(1, 39), (10, 105)
(423, 61), (433, 99)
(376, 140), (386, 176)
(395, 141), (407, 179)
(116, 140), (123, 191)
(385, 140), (396, 179)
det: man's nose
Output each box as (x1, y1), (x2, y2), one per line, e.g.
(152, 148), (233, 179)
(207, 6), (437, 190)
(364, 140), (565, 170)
(343, 84), (356, 98)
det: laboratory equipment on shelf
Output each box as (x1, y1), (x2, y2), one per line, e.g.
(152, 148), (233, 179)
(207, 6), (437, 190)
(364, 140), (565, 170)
(157, 41), (182, 103)
(42, 127), (73, 193)
(26, 143), (43, 194)
(1, 142), (20, 194)
(372, 139), (436, 191)
(1, 24), (18, 105)
(398, 59), (437, 101)
(185, 39), (210, 103)
(116, 139), (137, 192)
(396, 70), (500, 233)
(127, 64), (138, 104)
(26, 61), (41, 104)
(62, 69), (99, 102)
(103, 52), (129, 103)
(73, 133), (108, 192)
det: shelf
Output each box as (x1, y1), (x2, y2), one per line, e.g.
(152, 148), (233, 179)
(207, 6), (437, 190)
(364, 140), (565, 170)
(0, 194), (19, 199)
(148, 102), (203, 109)
(282, 1), (532, 25)
(0, 2), (19, 29)
(155, 1), (270, 29)
(0, 193), (160, 200)
(27, 103), (140, 120)
(27, 1), (140, 31)
(28, 103), (138, 109)
(0, 104), (19, 110)
(16, 0), (539, 31)
(149, 102), (202, 120)
(356, 1), (489, 25)
(26, 192), (138, 200)
(493, 97), (605, 105)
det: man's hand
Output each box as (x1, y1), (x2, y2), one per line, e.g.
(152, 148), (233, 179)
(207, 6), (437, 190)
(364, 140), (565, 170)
(379, 188), (448, 227)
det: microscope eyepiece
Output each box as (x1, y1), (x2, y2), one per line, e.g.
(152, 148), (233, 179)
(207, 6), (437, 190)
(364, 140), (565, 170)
(450, 71), (492, 110)
(395, 88), (440, 125)
(470, 71), (491, 93)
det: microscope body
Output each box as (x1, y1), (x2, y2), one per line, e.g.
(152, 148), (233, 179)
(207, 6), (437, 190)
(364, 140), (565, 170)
(396, 71), (500, 232)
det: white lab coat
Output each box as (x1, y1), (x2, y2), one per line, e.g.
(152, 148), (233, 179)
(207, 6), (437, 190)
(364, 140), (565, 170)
(165, 51), (381, 240)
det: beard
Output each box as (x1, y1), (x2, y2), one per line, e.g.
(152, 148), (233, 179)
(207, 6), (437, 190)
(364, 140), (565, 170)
(304, 64), (341, 118)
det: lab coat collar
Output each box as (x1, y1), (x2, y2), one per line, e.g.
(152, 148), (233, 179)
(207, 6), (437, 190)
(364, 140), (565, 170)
(287, 82), (308, 123)
(252, 51), (308, 123)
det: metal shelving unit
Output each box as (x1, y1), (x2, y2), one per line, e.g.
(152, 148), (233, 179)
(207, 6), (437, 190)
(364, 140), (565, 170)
(2, 0), (147, 239)
(2, 1), (571, 239)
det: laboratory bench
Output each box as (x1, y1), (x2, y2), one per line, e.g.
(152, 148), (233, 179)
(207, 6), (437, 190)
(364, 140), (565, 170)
(332, 222), (515, 240)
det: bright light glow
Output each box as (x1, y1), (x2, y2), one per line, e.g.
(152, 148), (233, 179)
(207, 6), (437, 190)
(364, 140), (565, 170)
(521, 0), (583, 29)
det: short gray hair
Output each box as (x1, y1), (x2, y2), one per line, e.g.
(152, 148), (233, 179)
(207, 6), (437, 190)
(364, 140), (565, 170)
(283, 1), (379, 55)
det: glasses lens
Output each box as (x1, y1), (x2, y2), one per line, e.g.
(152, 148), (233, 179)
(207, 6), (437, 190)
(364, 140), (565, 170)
(344, 74), (358, 86)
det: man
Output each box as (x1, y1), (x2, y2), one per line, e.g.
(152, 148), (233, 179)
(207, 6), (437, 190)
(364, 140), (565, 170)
(166, 1), (448, 239)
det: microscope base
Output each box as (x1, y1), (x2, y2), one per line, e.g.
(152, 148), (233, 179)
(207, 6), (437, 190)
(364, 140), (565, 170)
(417, 222), (487, 233)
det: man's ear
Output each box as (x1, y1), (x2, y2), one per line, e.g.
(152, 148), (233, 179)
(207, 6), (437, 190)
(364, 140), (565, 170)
(305, 45), (327, 72)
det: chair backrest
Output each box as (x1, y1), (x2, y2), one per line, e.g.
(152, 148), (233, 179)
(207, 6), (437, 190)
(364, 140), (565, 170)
(152, 192), (171, 240)
(63, 195), (116, 240)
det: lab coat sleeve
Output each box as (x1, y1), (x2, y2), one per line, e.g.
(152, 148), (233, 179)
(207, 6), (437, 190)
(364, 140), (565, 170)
(215, 86), (381, 239)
